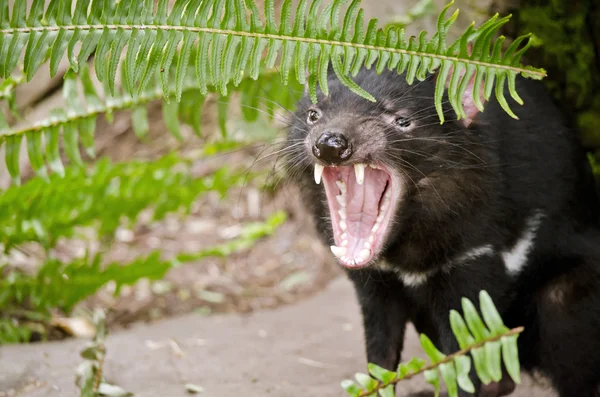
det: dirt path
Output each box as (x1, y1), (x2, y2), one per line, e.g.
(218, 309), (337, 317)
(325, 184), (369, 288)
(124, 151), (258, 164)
(0, 277), (554, 397)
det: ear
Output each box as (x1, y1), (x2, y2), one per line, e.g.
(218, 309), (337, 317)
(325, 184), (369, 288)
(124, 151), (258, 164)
(444, 43), (486, 127)
(459, 71), (485, 127)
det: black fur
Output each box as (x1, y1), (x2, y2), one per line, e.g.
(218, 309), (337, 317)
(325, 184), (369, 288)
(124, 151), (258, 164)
(284, 69), (600, 396)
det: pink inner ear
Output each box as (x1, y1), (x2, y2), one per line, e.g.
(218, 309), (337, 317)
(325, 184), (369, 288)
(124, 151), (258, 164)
(461, 74), (485, 127)
(447, 43), (486, 127)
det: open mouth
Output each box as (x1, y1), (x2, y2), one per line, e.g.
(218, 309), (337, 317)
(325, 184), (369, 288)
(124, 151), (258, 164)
(314, 163), (399, 268)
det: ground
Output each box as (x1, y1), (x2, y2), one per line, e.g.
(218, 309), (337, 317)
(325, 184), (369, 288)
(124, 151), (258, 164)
(0, 277), (555, 397)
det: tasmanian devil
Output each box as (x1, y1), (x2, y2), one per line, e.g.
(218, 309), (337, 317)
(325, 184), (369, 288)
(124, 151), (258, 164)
(284, 67), (600, 397)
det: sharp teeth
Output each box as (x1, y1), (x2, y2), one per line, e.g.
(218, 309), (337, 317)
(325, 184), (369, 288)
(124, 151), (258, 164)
(364, 241), (371, 249)
(336, 195), (346, 207)
(354, 163), (365, 185)
(330, 245), (347, 258)
(336, 180), (346, 194)
(367, 235), (375, 244)
(358, 248), (371, 262)
(314, 164), (324, 184)
(339, 220), (347, 231)
(369, 164), (378, 169)
(338, 209), (346, 220)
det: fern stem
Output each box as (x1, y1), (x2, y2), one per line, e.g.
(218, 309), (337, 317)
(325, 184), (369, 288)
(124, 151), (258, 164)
(358, 326), (525, 397)
(0, 84), (173, 139)
(0, 25), (547, 78)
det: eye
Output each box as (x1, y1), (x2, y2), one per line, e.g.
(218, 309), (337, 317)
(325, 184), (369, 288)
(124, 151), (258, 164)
(395, 116), (411, 129)
(307, 109), (321, 124)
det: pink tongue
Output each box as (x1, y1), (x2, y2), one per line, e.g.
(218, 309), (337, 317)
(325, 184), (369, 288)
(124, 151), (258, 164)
(345, 168), (388, 257)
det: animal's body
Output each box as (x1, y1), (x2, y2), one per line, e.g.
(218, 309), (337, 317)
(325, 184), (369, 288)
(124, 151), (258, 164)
(285, 68), (600, 396)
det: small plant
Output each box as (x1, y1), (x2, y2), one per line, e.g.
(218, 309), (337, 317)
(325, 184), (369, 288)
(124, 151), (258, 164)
(0, 148), (286, 343)
(76, 310), (134, 397)
(342, 291), (522, 397)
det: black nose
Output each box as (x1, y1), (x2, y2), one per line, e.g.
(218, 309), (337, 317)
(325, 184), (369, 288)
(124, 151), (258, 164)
(313, 132), (352, 164)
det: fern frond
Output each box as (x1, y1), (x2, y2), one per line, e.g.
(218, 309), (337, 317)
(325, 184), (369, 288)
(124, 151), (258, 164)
(342, 291), (523, 397)
(0, 64), (302, 185)
(0, 0), (545, 124)
(0, 153), (251, 251)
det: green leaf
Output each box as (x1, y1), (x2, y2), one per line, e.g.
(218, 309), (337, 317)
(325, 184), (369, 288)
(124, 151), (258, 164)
(479, 291), (508, 335)
(132, 107), (149, 139)
(44, 125), (65, 177)
(175, 31), (195, 102)
(79, 116), (96, 158)
(355, 372), (378, 391)
(217, 93), (230, 138)
(62, 121), (84, 168)
(439, 362), (458, 397)
(471, 347), (491, 385)
(50, 28), (73, 77)
(461, 297), (490, 341)
(76, 29), (102, 71)
(449, 310), (475, 349)
(107, 28), (131, 96)
(485, 340), (503, 382)
(160, 30), (183, 99)
(26, 131), (48, 180)
(501, 335), (521, 384)
(402, 357), (426, 376)
(341, 379), (362, 397)
(424, 369), (440, 397)
(368, 363), (396, 383)
(454, 356), (475, 393)
(419, 333), (446, 363)
(162, 101), (183, 141)
(5, 134), (23, 185)
(379, 385), (394, 397)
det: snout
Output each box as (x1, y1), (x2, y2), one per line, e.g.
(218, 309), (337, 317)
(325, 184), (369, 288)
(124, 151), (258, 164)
(312, 131), (353, 164)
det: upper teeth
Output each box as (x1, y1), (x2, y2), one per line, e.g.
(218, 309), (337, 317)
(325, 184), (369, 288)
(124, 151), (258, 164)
(313, 163), (371, 185)
(354, 163), (365, 185)
(314, 164), (324, 184)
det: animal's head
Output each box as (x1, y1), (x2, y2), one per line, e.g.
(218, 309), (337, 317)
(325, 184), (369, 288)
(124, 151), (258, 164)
(285, 68), (488, 269)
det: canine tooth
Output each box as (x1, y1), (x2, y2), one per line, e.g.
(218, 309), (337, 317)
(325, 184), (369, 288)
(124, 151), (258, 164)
(358, 248), (371, 262)
(354, 163), (365, 185)
(314, 164), (324, 184)
(338, 209), (346, 220)
(336, 195), (346, 207)
(330, 245), (347, 258)
(340, 220), (347, 231)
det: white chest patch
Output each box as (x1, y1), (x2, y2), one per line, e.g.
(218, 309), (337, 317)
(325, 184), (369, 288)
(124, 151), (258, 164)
(374, 261), (434, 287)
(502, 211), (545, 275)
(453, 244), (495, 264)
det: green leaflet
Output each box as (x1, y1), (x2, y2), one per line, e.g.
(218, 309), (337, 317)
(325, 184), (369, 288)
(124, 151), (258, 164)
(5, 135), (23, 185)
(26, 131), (48, 180)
